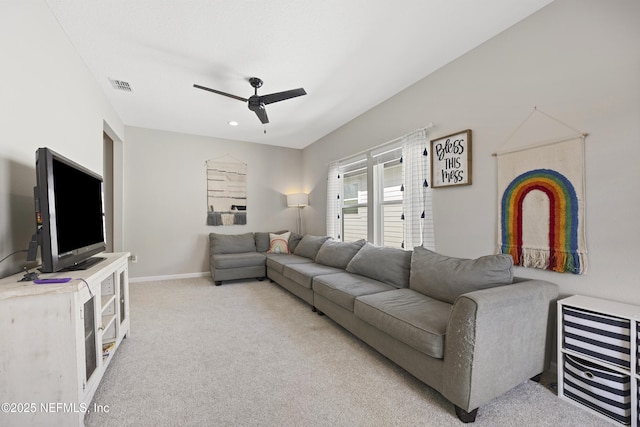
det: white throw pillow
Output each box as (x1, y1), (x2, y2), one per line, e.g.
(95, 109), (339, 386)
(267, 232), (291, 254)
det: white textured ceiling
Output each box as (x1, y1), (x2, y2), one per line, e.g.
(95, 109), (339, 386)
(45, 0), (553, 149)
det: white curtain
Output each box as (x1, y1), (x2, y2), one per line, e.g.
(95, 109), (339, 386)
(326, 161), (341, 239)
(402, 129), (435, 250)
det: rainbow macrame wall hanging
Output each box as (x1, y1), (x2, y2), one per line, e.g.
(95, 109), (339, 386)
(497, 136), (588, 274)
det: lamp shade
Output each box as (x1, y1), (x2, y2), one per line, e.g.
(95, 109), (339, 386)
(287, 193), (308, 207)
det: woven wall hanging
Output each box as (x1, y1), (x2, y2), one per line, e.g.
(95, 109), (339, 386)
(496, 108), (588, 274)
(206, 158), (247, 226)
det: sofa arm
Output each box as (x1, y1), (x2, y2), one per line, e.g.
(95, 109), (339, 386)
(441, 280), (558, 412)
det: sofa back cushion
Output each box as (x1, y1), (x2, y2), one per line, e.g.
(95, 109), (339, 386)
(345, 243), (411, 288)
(410, 246), (514, 303)
(315, 239), (366, 269)
(288, 233), (304, 253)
(254, 232), (271, 252)
(210, 232), (256, 255)
(293, 235), (331, 259)
(255, 230), (289, 252)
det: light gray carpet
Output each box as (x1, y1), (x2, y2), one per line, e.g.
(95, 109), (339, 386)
(86, 277), (604, 426)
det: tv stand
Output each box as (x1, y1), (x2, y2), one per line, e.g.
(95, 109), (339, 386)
(0, 252), (130, 427)
(61, 256), (106, 271)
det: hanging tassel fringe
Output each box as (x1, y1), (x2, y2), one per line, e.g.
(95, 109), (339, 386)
(500, 245), (588, 275)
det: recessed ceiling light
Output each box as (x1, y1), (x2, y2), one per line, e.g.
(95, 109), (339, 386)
(228, 121), (239, 126)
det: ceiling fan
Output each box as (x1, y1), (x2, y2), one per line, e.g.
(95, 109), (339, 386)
(193, 77), (306, 124)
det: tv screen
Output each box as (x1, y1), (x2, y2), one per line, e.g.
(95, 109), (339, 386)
(34, 147), (107, 273)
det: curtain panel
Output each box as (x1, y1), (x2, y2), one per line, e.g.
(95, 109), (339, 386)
(326, 161), (341, 239)
(401, 129), (434, 250)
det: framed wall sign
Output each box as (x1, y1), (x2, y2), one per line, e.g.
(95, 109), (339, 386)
(430, 129), (472, 188)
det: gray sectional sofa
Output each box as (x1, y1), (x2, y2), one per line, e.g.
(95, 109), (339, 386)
(208, 232), (559, 423)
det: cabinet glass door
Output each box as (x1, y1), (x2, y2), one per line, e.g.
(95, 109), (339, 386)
(119, 270), (126, 324)
(84, 297), (97, 381)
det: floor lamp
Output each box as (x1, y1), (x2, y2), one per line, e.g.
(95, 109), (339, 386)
(287, 193), (308, 234)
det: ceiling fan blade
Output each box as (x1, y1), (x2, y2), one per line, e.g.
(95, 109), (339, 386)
(193, 84), (248, 102)
(259, 88), (307, 105)
(252, 106), (269, 124)
(248, 95), (269, 124)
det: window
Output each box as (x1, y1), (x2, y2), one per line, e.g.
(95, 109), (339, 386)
(337, 149), (403, 247)
(327, 128), (434, 250)
(377, 157), (403, 248)
(339, 153), (403, 247)
(342, 165), (368, 242)
(336, 157), (367, 243)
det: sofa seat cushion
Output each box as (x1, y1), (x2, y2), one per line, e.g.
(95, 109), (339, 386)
(265, 254), (313, 275)
(312, 272), (396, 312)
(212, 252), (266, 269)
(354, 288), (452, 359)
(283, 263), (343, 289)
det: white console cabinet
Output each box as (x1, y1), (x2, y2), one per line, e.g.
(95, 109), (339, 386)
(0, 252), (130, 427)
(558, 295), (640, 426)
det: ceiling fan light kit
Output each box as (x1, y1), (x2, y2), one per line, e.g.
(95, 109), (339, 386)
(194, 77), (306, 125)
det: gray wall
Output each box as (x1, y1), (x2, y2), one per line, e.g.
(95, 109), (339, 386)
(123, 126), (304, 279)
(302, 0), (640, 304)
(0, 1), (124, 278)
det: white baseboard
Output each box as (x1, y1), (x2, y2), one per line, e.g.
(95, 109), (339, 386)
(129, 272), (210, 283)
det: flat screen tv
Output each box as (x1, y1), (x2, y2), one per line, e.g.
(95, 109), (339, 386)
(30, 147), (107, 273)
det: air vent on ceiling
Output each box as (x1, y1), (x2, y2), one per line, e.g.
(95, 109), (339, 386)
(109, 78), (133, 92)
